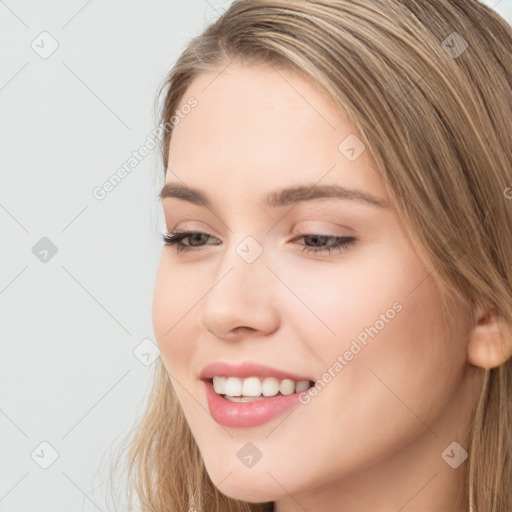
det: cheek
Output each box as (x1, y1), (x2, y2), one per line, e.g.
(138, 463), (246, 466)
(322, 275), (462, 434)
(287, 244), (463, 426)
(273, 241), (425, 358)
(152, 258), (207, 423)
(152, 257), (198, 373)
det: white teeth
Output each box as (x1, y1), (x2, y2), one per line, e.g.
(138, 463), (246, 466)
(295, 380), (310, 392)
(242, 377), (262, 397)
(224, 376), (242, 396)
(262, 377), (280, 397)
(213, 376), (226, 394)
(279, 379), (296, 396)
(212, 376), (311, 398)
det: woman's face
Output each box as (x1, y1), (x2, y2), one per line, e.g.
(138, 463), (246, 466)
(153, 61), (477, 509)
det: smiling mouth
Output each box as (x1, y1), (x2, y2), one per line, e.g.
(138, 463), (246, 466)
(208, 376), (315, 401)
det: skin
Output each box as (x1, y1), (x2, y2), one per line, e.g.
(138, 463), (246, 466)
(152, 60), (512, 512)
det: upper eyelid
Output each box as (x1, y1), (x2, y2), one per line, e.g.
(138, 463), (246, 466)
(161, 203), (366, 228)
(166, 217), (356, 234)
(167, 228), (347, 237)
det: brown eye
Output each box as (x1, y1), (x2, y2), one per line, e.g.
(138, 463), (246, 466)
(184, 233), (210, 246)
(295, 234), (357, 255)
(161, 231), (220, 252)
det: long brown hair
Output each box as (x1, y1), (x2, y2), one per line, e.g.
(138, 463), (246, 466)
(110, 1), (512, 510)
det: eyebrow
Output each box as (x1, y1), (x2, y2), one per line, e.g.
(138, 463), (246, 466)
(159, 182), (390, 209)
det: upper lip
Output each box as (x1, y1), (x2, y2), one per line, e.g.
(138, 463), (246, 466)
(200, 361), (314, 382)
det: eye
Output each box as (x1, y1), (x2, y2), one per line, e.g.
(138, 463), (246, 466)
(161, 230), (220, 253)
(295, 234), (357, 255)
(161, 230), (357, 256)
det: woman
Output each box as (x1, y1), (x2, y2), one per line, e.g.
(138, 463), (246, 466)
(113, 1), (512, 510)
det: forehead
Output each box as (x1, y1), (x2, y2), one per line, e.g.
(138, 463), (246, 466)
(167, 61), (387, 202)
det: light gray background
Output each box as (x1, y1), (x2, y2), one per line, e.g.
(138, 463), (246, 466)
(1, 1), (511, 511)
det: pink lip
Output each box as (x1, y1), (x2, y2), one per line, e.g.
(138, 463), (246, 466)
(200, 361), (314, 428)
(203, 379), (309, 428)
(199, 361), (313, 382)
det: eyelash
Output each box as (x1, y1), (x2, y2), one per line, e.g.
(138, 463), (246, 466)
(161, 230), (357, 256)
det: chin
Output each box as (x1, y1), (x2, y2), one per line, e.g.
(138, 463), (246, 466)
(215, 482), (278, 504)
(203, 459), (282, 503)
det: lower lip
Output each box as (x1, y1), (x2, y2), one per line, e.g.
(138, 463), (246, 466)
(203, 379), (308, 428)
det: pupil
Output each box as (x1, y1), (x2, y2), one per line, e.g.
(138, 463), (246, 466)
(307, 235), (327, 246)
(190, 233), (205, 246)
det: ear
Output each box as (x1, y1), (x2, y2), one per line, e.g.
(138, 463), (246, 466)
(467, 302), (512, 369)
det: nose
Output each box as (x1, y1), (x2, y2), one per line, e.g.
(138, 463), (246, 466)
(199, 241), (280, 342)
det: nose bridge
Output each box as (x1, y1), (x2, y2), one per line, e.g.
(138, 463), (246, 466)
(199, 233), (279, 338)
(216, 232), (269, 290)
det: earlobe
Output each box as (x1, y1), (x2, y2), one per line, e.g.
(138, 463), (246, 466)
(467, 303), (512, 369)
